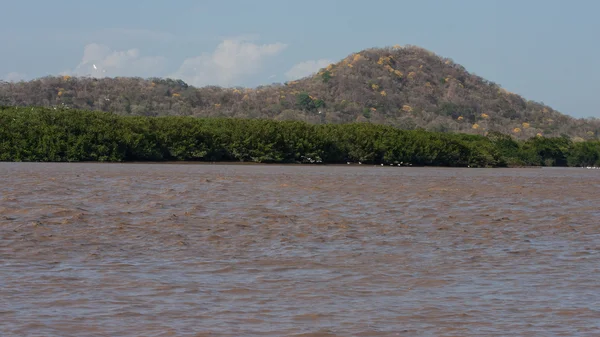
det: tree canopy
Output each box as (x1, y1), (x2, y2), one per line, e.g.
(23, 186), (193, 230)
(2, 106), (599, 167)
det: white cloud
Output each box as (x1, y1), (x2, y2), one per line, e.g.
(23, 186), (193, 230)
(285, 59), (333, 80)
(66, 43), (167, 78)
(171, 37), (287, 87)
(61, 38), (287, 86)
(3, 72), (27, 82)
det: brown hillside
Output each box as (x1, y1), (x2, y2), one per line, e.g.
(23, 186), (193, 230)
(1, 45), (598, 139)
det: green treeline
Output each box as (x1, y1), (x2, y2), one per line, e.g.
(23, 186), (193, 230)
(1, 106), (599, 167)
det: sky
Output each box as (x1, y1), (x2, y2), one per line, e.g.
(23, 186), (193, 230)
(1, 0), (599, 118)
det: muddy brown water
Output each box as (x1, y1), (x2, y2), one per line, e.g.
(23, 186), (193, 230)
(1, 163), (599, 336)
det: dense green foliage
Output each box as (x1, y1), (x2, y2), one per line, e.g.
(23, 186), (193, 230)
(1, 106), (599, 167)
(2, 45), (599, 140)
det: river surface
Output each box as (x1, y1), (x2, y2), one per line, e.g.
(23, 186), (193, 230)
(1, 163), (599, 336)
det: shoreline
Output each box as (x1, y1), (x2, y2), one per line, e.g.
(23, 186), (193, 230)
(0, 160), (547, 168)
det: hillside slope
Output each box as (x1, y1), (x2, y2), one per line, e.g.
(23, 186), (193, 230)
(1, 45), (598, 139)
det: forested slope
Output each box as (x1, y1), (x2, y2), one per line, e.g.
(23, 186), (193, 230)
(1, 45), (598, 140)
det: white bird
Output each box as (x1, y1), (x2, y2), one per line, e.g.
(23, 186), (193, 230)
(93, 64), (97, 70)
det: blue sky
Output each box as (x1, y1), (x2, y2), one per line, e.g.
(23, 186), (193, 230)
(1, 0), (599, 118)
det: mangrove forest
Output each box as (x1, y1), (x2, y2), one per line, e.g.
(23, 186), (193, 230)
(1, 106), (599, 168)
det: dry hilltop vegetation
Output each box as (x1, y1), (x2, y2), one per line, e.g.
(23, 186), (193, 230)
(1, 45), (598, 140)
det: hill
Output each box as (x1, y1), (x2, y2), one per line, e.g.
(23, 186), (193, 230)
(1, 45), (598, 140)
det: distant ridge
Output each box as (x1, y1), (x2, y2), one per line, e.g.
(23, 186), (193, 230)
(1, 45), (598, 140)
